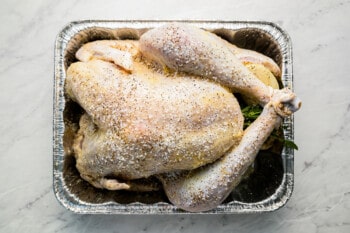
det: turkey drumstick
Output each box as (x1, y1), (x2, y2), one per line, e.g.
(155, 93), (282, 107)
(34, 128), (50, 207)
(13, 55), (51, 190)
(158, 89), (293, 212)
(139, 23), (301, 117)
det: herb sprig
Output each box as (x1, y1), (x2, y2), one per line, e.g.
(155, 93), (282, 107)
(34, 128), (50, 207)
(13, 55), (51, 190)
(241, 105), (298, 150)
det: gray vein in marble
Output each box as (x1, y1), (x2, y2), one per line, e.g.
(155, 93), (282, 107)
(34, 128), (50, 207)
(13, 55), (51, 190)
(0, 181), (36, 199)
(300, 0), (350, 26)
(1, 1), (55, 48)
(0, 50), (48, 76)
(302, 103), (350, 172)
(19, 186), (52, 211)
(0, 86), (51, 156)
(310, 44), (328, 53)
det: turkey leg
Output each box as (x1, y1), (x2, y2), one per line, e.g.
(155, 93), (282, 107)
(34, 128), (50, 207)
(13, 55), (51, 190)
(158, 89), (294, 212)
(139, 23), (301, 116)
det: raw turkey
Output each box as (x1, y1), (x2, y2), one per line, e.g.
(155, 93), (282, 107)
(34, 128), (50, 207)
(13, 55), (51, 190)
(65, 23), (301, 212)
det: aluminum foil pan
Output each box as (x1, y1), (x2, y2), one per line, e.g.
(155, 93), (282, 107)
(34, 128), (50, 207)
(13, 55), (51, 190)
(53, 20), (294, 214)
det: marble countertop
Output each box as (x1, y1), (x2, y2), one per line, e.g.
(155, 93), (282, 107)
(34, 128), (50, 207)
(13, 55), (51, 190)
(1, 0), (349, 232)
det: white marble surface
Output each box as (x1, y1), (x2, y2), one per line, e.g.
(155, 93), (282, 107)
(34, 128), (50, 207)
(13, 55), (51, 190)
(1, 0), (349, 232)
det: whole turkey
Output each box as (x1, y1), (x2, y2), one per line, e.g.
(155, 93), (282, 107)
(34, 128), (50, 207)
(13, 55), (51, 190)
(65, 23), (301, 212)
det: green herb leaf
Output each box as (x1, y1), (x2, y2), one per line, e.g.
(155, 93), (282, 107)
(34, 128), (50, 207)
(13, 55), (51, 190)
(283, 139), (299, 150)
(242, 105), (299, 150)
(242, 105), (263, 121)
